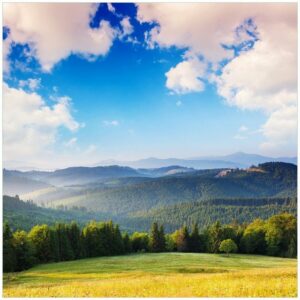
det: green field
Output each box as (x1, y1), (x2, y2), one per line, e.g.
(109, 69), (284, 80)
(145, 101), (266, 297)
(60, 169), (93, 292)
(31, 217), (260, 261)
(3, 253), (297, 297)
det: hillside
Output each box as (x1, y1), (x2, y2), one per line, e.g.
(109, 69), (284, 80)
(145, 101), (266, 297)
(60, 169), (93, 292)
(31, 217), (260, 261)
(17, 162), (296, 216)
(125, 197), (297, 232)
(3, 194), (296, 233)
(3, 195), (114, 231)
(3, 162), (297, 232)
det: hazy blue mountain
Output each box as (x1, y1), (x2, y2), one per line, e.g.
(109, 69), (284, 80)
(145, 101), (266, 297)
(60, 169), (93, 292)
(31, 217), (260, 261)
(191, 152), (297, 167)
(4, 166), (143, 187)
(96, 157), (243, 169)
(3, 169), (51, 196)
(96, 152), (296, 169)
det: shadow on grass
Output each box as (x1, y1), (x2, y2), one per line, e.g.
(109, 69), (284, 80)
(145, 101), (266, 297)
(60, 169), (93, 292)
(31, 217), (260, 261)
(175, 268), (228, 274)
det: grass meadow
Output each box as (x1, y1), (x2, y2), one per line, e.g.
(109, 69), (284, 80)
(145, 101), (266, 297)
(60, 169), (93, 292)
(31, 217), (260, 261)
(3, 253), (297, 297)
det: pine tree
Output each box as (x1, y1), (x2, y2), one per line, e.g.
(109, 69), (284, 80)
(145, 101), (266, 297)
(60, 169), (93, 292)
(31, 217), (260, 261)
(149, 222), (161, 252)
(189, 223), (201, 252)
(68, 222), (81, 259)
(113, 224), (124, 254)
(55, 223), (74, 261)
(159, 225), (166, 252)
(122, 233), (132, 253)
(3, 222), (16, 272)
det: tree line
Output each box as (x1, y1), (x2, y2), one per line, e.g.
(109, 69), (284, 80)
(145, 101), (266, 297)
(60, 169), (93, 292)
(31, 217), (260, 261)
(3, 212), (296, 273)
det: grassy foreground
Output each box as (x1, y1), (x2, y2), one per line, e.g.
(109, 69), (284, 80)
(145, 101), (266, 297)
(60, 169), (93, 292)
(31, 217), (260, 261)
(3, 253), (297, 297)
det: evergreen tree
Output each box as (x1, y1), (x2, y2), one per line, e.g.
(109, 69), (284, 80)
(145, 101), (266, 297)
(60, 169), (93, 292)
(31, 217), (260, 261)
(189, 223), (201, 252)
(68, 222), (81, 259)
(158, 225), (166, 252)
(3, 222), (16, 272)
(79, 231), (87, 258)
(122, 233), (132, 253)
(149, 222), (161, 252)
(113, 224), (124, 254)
(55, 223), (74, 261)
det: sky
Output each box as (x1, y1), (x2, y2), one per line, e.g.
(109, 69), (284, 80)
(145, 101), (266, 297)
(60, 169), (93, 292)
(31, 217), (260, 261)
(2, 3), (298, 169)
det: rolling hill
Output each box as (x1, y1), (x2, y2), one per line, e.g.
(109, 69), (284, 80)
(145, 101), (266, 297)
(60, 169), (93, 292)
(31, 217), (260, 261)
(3, 162), (297, 232)
(9, 162), (296, 215)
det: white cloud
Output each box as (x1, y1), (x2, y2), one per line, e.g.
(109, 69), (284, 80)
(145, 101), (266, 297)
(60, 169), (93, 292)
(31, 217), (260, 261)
(19, 78), (41, 91)
(165, 57), (206, 94)
(3, 83), (80, 161)
(137, 3), (296, 62)
(103, 120), (119, 127)
(120, 17), (134, 37)
(215, 16), (297, 153)
(260, 105), (297, 154)
(3, 3), (117, 71)
(137, 3), (297, 154)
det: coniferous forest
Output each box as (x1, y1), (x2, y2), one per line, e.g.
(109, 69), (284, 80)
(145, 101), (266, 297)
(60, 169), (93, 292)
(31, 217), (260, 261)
(4, 212), (296, 273)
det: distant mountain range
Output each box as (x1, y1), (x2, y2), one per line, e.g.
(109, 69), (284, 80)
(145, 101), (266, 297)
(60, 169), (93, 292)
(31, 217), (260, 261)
(94, 152), (297, 169)
(3, 152), (297, 171)
(3, 165), (194, 194)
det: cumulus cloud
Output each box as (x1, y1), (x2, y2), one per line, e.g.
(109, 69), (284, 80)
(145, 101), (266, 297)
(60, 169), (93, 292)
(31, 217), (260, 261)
(102, 120), (119, 127)
(166, 57), (206, 94)
(260, 105), (297, 153)
(3, 83), (80, 161)
(3, 3), (117, 71)
(120, 17), (134, 36)
(19, 78), (41, 91)
(137, 3), (297, 154)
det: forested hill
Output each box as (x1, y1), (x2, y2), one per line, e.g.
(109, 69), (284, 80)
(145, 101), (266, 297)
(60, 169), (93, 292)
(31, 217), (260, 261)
(3, 195), (114, 231)
(16, 162), (296, 215)
(3, 162), (297, 232)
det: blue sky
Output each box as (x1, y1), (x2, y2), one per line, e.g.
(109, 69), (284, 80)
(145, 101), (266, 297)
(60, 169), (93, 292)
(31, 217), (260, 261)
(3, 3), (297, 169)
